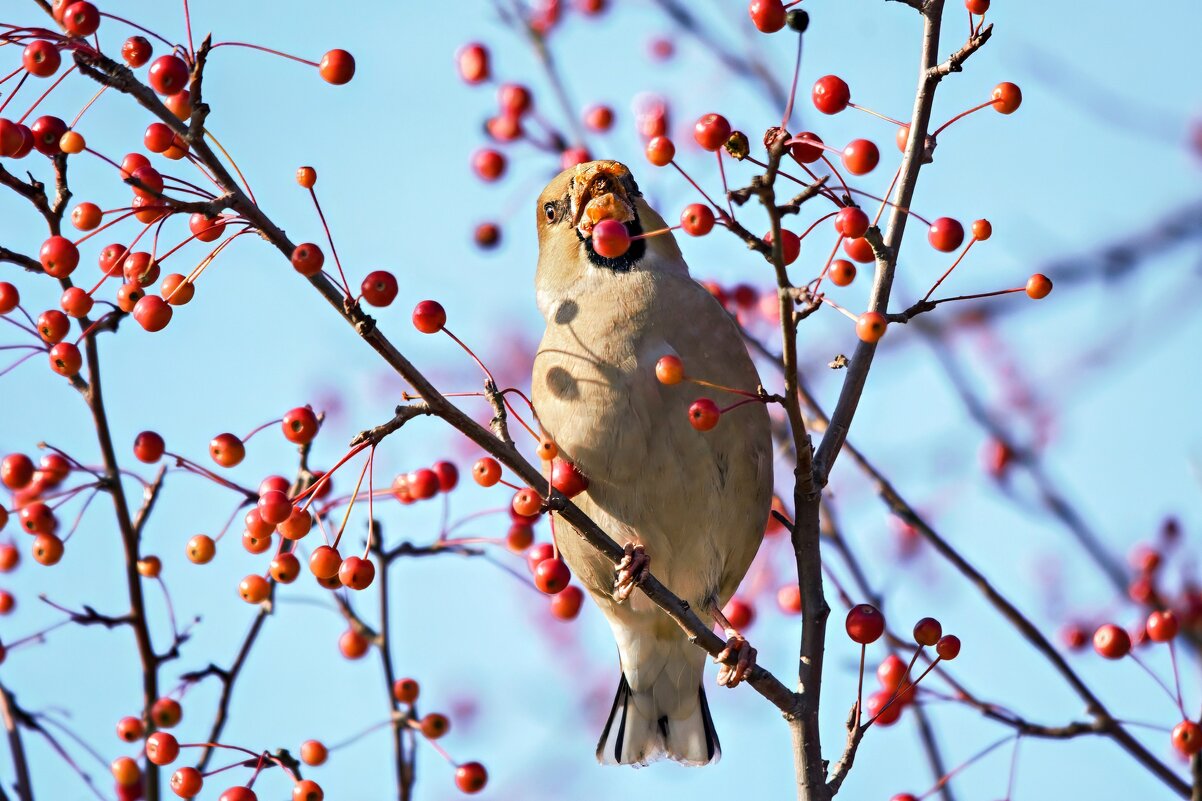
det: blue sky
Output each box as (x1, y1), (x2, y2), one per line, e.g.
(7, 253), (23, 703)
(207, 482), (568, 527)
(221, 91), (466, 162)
(1, 1), (1201, 799)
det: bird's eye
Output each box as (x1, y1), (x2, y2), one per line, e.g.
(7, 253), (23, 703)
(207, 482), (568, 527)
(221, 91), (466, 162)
(543, 202), (558, 223)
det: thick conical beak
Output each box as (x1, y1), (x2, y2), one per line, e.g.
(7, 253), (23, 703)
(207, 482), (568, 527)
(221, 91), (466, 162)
(571, 161), (636, 237)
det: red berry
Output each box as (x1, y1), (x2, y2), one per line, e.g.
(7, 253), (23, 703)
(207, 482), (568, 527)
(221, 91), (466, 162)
(291, 243), (325, 276)
(992, 82), (1022, 114)
(146, 731), (180, 766)
(218, 787), (257, 801)
(534, 558), (571, 594)
(31, 115), (67, 156)
(927, 217), (964, 252)
(170, 766), (202, 798)
(339, 556), (376, 590)
(722, 596), (755, 630)
(656, 355), (684, 385)
(277, 507), (312, 540)
(258, 490), (292, 526)
(876, 654), (908, 691)
(310, 546), (342, 579)
(777, 584), (802, 614)
(512, 488), (542, 518)
(454, 762), (488, 794)
(122, 36), (152, 67)
(282, 407), (319, 444)
(472, 457), (501, 486)
(790, 131), (824, 164)
(856, 312), (887, 343)
(23, 41), (61, 78)
(187, 535), (216, 564)
(209, 433), (245, 467)
(749, 0), (786, 33)
(498, 83), (532, 116)
(551, 460), (589, 498)
(865, 688), (902, 726)
(71, 202), (102, 230)
(913, 616), (942, 646)
(1173, 721), (1202, 757)
(472, 149), (506, 182)
(319, 50), (355, 84)
(591, 219), (630, 258)
(688, 398), (721, 431)
(62, 2), (100, 37)
(584, 104), (614, 132)
(550, 585), (584, 620)
(133, 295), (172, 332)
(841, 139), (879, 175)
(1025, 274), (1052, 299)
(763, 228), (801, 265)
(0, 282), (19, 314)
(486, 113), (522, 142)
(935, 634), (961, 660)
(133, 431), (166, 466)
(112, 757), (140, 787)
(361, 270), (398, 307)
(239, 574), (270, 603)
(58, 286), (90, 317)
(300, 740), (327, 766)
(37, 309), (69, 343)
(966, 0), (989, 12)
(116, 716), (145, 742)
(693, 113), (731, 151)
(1146, 610), (1179, 643)
(834, 207), (869, 239)
(421, 712), (450, 738)
(292, 779), (323, 801)
(412, 300), (446, 333)
(49, 342), (82, 376)
(845, 604), (885, 644)
(812, 75), (850, 115)
(971, 218), (992, 240)
(151, 697), (182, 728)
(645, 135), (675, 166)
(457, 44), (490, 84)
(430, 461), (458, 492)
(148, 55), (189, 95)
(829, 259), (856, 287)
(1094, 625), (1132, 659)
(680, 204), (715, 236)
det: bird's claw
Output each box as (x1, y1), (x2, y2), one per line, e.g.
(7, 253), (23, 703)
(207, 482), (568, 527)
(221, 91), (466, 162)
(715, 635), (756, 689)
(613, 543), (649, 603)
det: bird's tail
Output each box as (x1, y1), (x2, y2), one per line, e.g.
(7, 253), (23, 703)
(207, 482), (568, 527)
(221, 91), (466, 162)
(596, 673), (720, 767)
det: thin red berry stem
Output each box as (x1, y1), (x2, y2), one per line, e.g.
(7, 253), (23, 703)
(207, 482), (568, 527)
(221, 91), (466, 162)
(930, 286), (1025, 305)
(97, 13), (177, 50)
(781, 32), (804, 130)
(0, 350), (47, 378)
(847, 102), (907, 127)
(182, 0), (195, 59)
(1168, 640), (1186, 718)
(203, 128), (257, 203)
(208, 41), (321, 68)
(16, 63), (77, 125)
(630, 225), (680, 241)
(670, 161), (726, 217)
(1128, 652), (1185, 716)
(295, 442), (370, 507)
(73, 210), (139, 247)
(69, 84), (110, 128)
(364, 445), (376, 560)
(810, 234), (844, 295)
(819, 155), (852, 201)
(240, 417), (284, 444)
(0, 313), (40, 340)
(331, 451), (371, 550)
(922, 238), (977, 302)
(817, 294), (859, 322)
(716, 150), (735, 220)
(0, 71), (29, 116)
(932, 98), (998, 137)
(306, 186), (352, 298)
(873, 166), (903, 226)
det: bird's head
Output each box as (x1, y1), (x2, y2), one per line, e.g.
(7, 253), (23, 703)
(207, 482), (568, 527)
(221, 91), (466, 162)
(535, 160), (682, 280)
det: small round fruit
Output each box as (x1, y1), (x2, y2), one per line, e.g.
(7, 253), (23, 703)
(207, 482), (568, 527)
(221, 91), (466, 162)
(1146, 610), (1179, 643)
(551, 460), (589, 498)
(112, 756), (141, 786)
(722, 596), (755, 630)
(339, 556), (376, 590)
(133, 295), (172, 332)
(812, 75), (850, 115)
(856, 312), (888, 344)
(310, 546), (342, 579)
(749, 0), (786, 33)
(835, 207), (869, 239)
(239, 574), (270, 604)
(693, 113), (731, 152)
(282, 407), (319, 444)
(829, 259), (856, 287)
(550, 585), (584, 620)
(361, 270), (399, 307)
(928, 217), (965, 252)
(645, 136), (675, 166)
(1093, 624), (1130, 659)
(680, 204), (715, 236)
(455, 762), (488, 794)
(534, 558), (571, 594)
(319, 49), (355, 84)
(339, 628), (369, 659)
(913, 616), (942, 646)
(992, 82), (1022, 114)
(291, 243), (324, 276)
(393, 678), (420, 704)
(656, 355), (684, 385)
(841, 139), (879, 175)
(971, 218), (992, 240)
(935, 634), (961, 660)
(688, 398), (721, 431)
(1025, 274), (1052, 299)
(151, 697), (182, 728)
(23, 41), (61, 77)
(300, 740), (327, 766)
(116, 716), (145, 742)
(1172, 721), (1202, 757)
(209, 433), (245, 467)
(865, 688), (901, 726)
(122, 36), (152, 67)
(146, 730), (180, 765)
(412, 300), (446, 333)
(148, 55), (189, 95)
(170, 766), (203, 798)
(33, 533), (64, 566)
(456, 44), (490, 84)
(472, 457), (501, 487)
(512, 488), (542, 517)
(845, 604), (885, 644)
(187, 534), (216, 564)
(591, 219), (630, 259)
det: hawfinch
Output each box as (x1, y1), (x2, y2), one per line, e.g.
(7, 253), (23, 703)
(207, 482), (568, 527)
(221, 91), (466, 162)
(531, 160), (773, 766)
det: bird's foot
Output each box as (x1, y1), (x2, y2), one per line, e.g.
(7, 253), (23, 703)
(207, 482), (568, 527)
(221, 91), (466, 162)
(612, 543), (649, 603)
(712, 608), (757, 689)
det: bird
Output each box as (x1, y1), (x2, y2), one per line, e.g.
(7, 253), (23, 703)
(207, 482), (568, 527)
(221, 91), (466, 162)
(530, 160), (773, 767)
